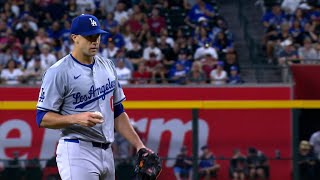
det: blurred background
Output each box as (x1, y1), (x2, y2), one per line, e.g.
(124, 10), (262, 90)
(0, 0), (320, 179)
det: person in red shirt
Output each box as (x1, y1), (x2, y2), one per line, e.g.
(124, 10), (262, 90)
(147, 7), (166, 36)
(132, 62), (151, 84)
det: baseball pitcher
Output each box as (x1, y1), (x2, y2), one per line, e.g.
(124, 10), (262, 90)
(36, 14), (161, 180)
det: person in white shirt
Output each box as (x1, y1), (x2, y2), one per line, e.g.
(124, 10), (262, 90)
(115, 59), (132, 85)
(298, 38), (317, 64)
(24, 56), (46, 85)
(0, 59), (23, 85)
(114, 1), (129, 25)
(76, 0), (96, 14)
(194, 42), (218, 60)
(210, 61), (227, 85)
(143, 38), (162, 61)
(39, 44), (57, 70)
(101, 40), (119, 59)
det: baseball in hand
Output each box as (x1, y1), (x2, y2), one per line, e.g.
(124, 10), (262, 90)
(92, 111), (103, 120)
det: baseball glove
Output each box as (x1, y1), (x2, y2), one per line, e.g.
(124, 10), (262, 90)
(134, 148), (162, 180)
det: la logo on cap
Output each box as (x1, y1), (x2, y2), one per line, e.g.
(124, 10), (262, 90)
(89, 18), (97, 26)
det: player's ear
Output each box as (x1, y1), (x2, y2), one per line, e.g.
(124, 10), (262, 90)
(71, 34), (79, 44)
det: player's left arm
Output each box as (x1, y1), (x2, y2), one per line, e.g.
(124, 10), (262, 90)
(114, 107), (145, 151)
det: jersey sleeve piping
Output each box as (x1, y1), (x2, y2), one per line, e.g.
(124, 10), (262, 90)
(114, 97), (126, 106)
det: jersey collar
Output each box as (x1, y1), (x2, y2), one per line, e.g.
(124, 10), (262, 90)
(70, 54), (95, 69)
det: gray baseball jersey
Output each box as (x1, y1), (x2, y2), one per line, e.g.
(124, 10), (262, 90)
(37, 54), (125, 143)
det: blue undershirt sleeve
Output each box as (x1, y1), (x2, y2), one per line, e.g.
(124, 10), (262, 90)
(36, 109), (48, 127)
(114, 103), (125, 119)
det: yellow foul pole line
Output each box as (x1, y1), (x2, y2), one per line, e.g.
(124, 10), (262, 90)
(1, 100), (320, 110)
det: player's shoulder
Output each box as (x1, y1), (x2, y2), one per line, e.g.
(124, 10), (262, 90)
(95, 55), (115, 68)
(44, 55), (71, 75)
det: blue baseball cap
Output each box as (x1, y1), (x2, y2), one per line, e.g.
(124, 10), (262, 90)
(230, 65), (238, 71)
(70, 14), (108, 36)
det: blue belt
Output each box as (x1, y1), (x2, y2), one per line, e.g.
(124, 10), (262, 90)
(64, 139), (111, 150)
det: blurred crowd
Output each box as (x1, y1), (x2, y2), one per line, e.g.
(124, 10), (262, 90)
(261, 0), (320, 66)
(0, 0), (243, 86)
(173, 146), (269, 180)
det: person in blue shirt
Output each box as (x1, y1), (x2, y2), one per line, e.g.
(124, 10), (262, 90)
(228, 66), (243, 84)
(262, 4), (287, 30)
(185, 0), (215, 29)
(199, 145), (221, 179)
(173, 146), (192, 180)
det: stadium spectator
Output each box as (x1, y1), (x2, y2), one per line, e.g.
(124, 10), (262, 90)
(100, 0), (118, 14)
(224, 49), (240, 75)
(310, 130), (320, 160)
(198, 145), (220, 180)
(151, 63), (168, 84)
(210, 61), (227, 85)
(210, 18), (232, 42)
(281, 0), (302, 14)
(278, 39), (300, 66)
(101, 12), (119, 31)
(115, 59), (132, 85)
(24, 55), (46, 85)
(169, 62), (188, 85)
(175, 49), (192, 71)
(114, 49), (134, 71)
(185, 0), (216, 29)
(47, 0), (66, 21)
(194, 41), (218, 61)
(47, 21), (62, 42)
(61, 20), (71, 44)
(298, 38), (317, 63)
(147, 7), (166, 36)
(289, 19), (304, 43)
(35, 27), (53, 47)
(262, 3), (287, 30)
(106, 24), (125, 49)
(121, 24), (134, 50)
(76, 0), (96, 14)
(213, 31), (233, 55)
(173, 146), (193, 180)
(18, 46), (36, 69)
(132, 62), (151, 84)
(15, 18), (35, 44)
(66, 0), (78, 20)
(201, 53), (217, 82)
(126, 39), (143, 70)
(114, 1), (129, 25)
(145, 52), (160, 72)
(15, 14), (38, 32)
(229, 149), (247, 180)
(298, 140), (318, 180)
(158, 28), (175, 48)
(143, 38), (162, 61)
(101, 39), (119, 59)
(39, 43), (57, 70)
(195, 26), (212, 48)
(159, 34), (176, 69)
(187, 60), (206, 84)
(247, 147), (269, 180)
(228, 66), (243, 84)
(0, 59), (24, 85)
(126, 4), (147, 36)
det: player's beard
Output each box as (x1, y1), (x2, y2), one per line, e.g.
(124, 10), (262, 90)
(82, 46), (98, 57)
